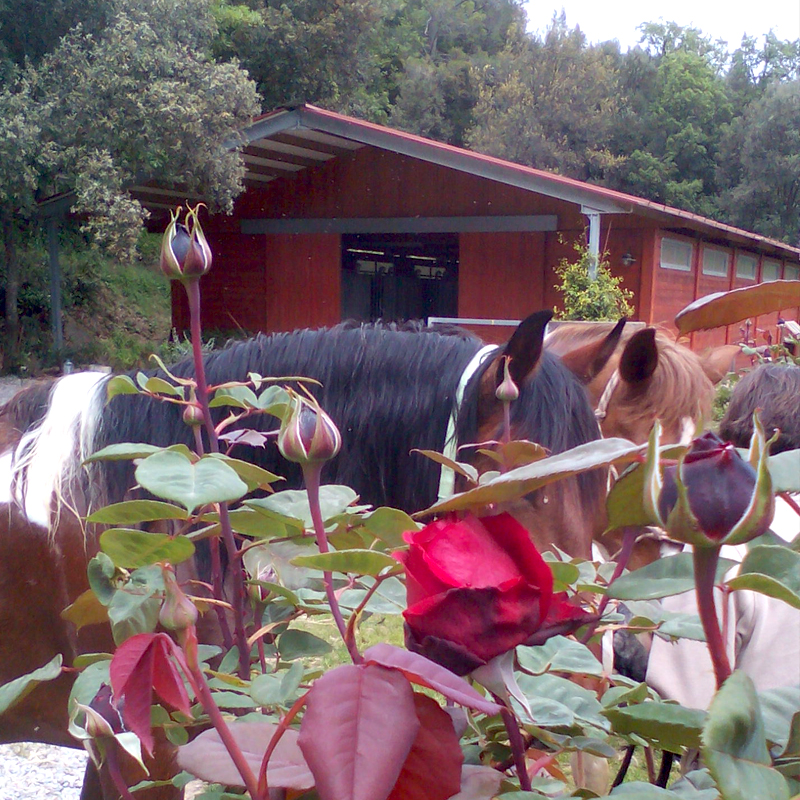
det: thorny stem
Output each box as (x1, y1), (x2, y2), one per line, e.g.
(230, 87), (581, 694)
(693, 546), (732, 689)
(180, 627), (264, 800)
(303, 464), (362, 664)
(580, 526), (638, 645)
(495, 698), (532, 792)
(185, 277), (250, 679)
(104, 746), (137, 800)
(257, 692), (308, 797)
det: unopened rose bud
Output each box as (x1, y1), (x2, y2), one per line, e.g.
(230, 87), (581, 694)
(277, 392), (342, 465)
(644, 418), (775, 548)
(495, 356), (519, 403)
(159, 566), (198, 631)
(182, 396), (204, 428)
(160, 205), (212, 282)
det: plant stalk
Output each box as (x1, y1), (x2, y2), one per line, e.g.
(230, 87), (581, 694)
(692, 546), (732, 689)
(303, 464), (362, 664)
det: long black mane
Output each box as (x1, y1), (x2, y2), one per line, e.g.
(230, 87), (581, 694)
(91, 321), (604, 514)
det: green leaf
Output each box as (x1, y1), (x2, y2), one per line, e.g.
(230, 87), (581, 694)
(291, 549), (399, 576)
(100, 529), (195, 568)
(759, 687), (800, 750)
(87, 500), (189, 525)
(515, 673), (608, 732)
(135, 451), (248, 513)
(608, 553), (738, 601)
(419, 438), (644, 516)
(606, 462), (653, 530)
(727, 545), (800, 608)
(106, 374), (140, 399)
(277, 629), (332, 660)
(108, 565), (164, 644)
(250, 662), (304, 708)
(767, 451), (800, 494)
(0, 655), (62, 715)
(206, 453), (282, 492)
(412, 449), (479, 483)
(603, 702), (707, 752)
(85, 442), (164, 463)
(362, 507), (418, 550)
(702, 670), (791, 800)
(209, 385), (260, 409)
(87, 551), (118, 605)
(338, 576), (407, 614)
(143, 377), (183, 397)
(246, 486), (359, 529)
(517, 637), (603, 677)
(223, 508), (287, 539)
(243, 539), (324, 592)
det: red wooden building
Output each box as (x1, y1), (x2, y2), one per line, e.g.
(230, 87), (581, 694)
(136, 104), (800, 349)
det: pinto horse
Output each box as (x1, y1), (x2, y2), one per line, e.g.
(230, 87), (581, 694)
(0, 310), (616, 799)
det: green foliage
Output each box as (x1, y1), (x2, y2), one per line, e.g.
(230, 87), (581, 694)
(553, 242), (635, 321)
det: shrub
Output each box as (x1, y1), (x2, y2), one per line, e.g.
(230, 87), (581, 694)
(553, 241), (634, 321)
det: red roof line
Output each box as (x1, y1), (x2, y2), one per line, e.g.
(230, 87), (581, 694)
(250, 104), (800, 259)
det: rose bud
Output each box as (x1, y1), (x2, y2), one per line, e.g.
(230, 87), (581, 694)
(160, 204), (212, 282)
(277, 391), (342, 465)
(495, 356), (519, 403)
(159, 565), (198, 632)
(643, 416), (775, 548)
(393, 513), (556, 676)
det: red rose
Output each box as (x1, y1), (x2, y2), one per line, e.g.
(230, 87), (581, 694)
(393, 513), (556, 675)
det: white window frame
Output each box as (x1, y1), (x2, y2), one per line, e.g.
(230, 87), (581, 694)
(702, 246), (730, 278)
(735, 253), (758, 280)
(762, 260), (782, 282)
(660, 237), (694, 272)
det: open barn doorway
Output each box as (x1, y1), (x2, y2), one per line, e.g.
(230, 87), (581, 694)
(341, 233), (458, 323)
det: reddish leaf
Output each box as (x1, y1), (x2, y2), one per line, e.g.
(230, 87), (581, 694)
(363, 644), (501, 716)
(110, 632), (191, 754)
(675, 281), (800, 335)
(178, 722), (314, 790)
(298, 664), (419, 800)
(387, 694), (463, 800)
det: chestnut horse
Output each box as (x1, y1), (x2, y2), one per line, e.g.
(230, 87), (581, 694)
(0, 311), (617, 799)
(546, 320), (738, 446)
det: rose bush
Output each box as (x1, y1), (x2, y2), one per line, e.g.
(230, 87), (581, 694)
(394, 513), (564, 675)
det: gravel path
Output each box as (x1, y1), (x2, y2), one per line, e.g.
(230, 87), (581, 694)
(0, 743), (87, 800)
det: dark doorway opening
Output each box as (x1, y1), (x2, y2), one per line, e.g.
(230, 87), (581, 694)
(341, 232), (458, 323)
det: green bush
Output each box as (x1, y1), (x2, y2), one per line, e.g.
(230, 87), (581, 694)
(553, 242), (634, 321)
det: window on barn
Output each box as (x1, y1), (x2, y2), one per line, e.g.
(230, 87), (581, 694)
(785, 265), (800, 281)
(762, 260), (782, 282)
(702, 247), (730, 277)
(736, 254), (758, 280)
(341, 233), (458, 323)
(660, 237), (693, 272)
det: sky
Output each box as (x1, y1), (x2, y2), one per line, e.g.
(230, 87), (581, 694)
(523, 0), (800, 50)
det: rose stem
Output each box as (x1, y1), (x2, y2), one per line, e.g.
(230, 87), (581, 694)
(580, 526), (638, 645)
(186, 276), (250, 679)
(692, 546), (732, 689)
(303, 464), (362, 664)
(495, 698), (532, 792)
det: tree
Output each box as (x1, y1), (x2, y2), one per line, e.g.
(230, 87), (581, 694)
(466, 14), (623, 180)
(0, 0), (259, 368)
(717, 80), (800, 244)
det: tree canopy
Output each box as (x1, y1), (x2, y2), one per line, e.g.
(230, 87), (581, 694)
(1, 0), (799, 366)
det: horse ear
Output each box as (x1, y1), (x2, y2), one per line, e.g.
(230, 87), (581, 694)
(499, 310), (553, 386)
(558, 318), (627, 384)
(698, 344), (739, 384)
(618, 328), (659, 386)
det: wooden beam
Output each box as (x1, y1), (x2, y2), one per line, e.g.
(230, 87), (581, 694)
(241, 215), (559, 235)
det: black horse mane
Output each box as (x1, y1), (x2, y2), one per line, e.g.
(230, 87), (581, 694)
(87, 320), (602, 514)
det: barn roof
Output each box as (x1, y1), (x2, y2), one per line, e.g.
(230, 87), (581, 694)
(132, 103), (799, 261)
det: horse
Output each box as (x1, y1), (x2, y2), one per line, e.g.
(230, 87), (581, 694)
(0, 310), (617, 799)
(545, 320), (738, 446)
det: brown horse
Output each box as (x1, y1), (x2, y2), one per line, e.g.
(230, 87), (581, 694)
(0, 311), (618, 799)
(547, 320), (738, 568)
(546, 320), (738, 446)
